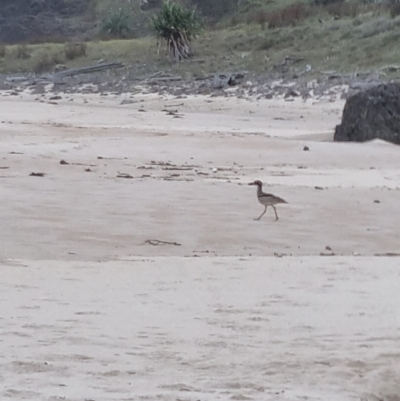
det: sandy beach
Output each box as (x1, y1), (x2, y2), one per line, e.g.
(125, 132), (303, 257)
(1, 90), (400, 400)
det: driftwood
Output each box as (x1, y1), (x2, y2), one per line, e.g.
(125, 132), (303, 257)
(6, 76), (28, 83)
(348, 81), (380, 91)
(163, 103), (184, 107)
(194, 75), (213, 81)
(53, 62), (124, 80)
(116, 173), (133, 179)
(144, 239), (181, 246)
(379, 65), (400, 72)
(5, 62), (125, 85)
(147, 76), (182, 83)
(147, 71), (165, 79)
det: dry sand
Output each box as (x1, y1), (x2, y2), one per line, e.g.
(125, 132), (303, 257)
(1, 90), (400, 400)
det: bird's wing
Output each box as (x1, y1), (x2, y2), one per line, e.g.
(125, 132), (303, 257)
(261, 193), (287, 203)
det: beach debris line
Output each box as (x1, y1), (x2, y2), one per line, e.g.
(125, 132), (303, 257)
(144, 239), (181, 246)
(117, 173), (133, 179)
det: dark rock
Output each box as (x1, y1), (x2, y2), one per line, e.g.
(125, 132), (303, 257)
(284, 89), (299, 98)
(228, 73), (245, 86)
(212, 74), (230, 89)
(212, 73), (245, 89)
(120, 99), (136, 105)
(334, 83), (400, 144)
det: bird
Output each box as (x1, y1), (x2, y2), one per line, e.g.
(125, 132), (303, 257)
(249, 180), (288, 221)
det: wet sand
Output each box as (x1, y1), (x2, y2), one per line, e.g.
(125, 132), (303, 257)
(1, 91), (399, 400)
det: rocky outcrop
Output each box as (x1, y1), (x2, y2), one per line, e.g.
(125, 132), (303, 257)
(334, 83), (400, 145)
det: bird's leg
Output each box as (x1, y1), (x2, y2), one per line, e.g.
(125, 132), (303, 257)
(272, 205), (279, 221)
(255, 205), (267, 221)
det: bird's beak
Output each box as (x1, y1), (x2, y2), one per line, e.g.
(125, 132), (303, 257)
(248, 182), (255, 186)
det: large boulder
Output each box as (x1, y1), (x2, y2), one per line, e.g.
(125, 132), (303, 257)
(334, 83), (400, 145)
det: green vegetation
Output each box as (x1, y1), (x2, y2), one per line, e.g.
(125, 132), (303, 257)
(100, 7), (131, 38)
(64, 42), (87, 60)
(0, 44), (6, 58)
(16, 45), (30, 60)
(151, 0), (202, 62)
(0, 0), (400, 79)
(33, 51), (64, 74)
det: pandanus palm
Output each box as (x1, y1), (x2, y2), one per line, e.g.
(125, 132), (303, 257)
(151, 0), (202, 63)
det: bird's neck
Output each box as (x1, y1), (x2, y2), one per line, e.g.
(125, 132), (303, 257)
(257, 185), (263, 196)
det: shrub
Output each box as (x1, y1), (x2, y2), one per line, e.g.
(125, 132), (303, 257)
(16, 45), (30, 59)
(390, 2), (400, 18)
(326, 2), (360, 18)
(256, 3), (309, 29)
(256, 38), (275, 50)
(151, 0), (202, 62)
(191, 0), (238, 22)
(33, 52), (64, 74)
(64, 42), (87, 60)
(101, 7), (130, 38)
(0, 44), (6, 58)
(85, 0), (97, 22)
(33, 54), (54, 74)
(229, 14), (240, 27)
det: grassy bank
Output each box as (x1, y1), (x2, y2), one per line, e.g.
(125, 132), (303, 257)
(1, 1), (400, 79)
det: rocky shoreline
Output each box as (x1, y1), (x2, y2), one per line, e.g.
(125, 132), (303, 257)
(0, 61), (392, 102)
